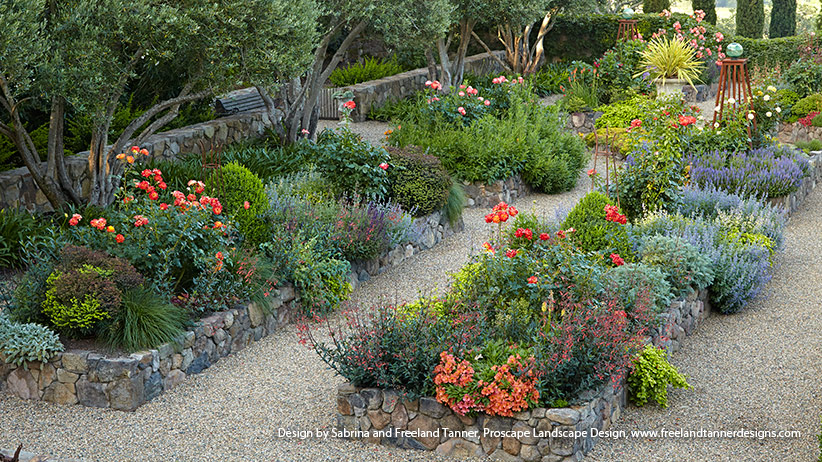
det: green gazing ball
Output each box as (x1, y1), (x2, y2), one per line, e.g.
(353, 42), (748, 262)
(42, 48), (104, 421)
(726, 42), (743, 58)
(622, 7), (634, 19)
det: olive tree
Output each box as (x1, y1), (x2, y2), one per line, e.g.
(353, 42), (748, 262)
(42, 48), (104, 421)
(0, 0), (317, 208)
(257, 0), (451, 144)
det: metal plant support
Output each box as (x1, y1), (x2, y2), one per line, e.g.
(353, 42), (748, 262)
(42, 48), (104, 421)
(198, 139), (224, 197)
(592, 127), (621, 207)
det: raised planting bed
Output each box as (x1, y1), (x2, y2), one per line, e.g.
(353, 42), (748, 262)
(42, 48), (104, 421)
(0, 284), (299, 411)
(334, 289), (711, 461)
(0, 208), (464, 410)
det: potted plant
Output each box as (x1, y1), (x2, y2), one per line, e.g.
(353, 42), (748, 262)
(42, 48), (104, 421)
(636, 36), (705, 99)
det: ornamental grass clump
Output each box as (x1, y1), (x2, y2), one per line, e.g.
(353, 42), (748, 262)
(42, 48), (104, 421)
(636, 36), (705, 87)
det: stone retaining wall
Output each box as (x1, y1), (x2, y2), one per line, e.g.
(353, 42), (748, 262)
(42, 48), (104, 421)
(768, 152), (822, 215)
(777, 122), (822, 145)
(566, 111), (602, 135)
(334, 289), (711, 461)
(463, 175), (531, 208)
(347, 52), (506, 122)
(0, 110), (275, 212)
(0, 283), (298, 411)
(349, 210), (465, 289)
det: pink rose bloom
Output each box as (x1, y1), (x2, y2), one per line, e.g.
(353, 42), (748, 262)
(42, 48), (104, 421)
(484, 100), (491, 106)
(458, 91), (465, 96)
(379, 163), (388, 170)
(457, 107), (466, 116)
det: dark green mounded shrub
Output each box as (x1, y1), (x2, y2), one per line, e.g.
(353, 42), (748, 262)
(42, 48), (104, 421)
(219, 161), (271, 247)
(386, 145), (451, 217)
(639, 235), (714, 298)
(643, 0), (671, 13)
(736, 0), (765, 38)
(99, 287), (187, 352)
(562, 192), (635, 261)
(0, 313), (63, 366)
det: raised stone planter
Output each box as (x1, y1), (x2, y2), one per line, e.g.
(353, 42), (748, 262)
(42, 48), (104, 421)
(344, 51), (506, 122)
(566, 111), (602, 135)
(777, 122), (822, 145)
(0, 283), (299, 411)
(768, 152), (822, 215)
(348, 209), (465, 289)
(463, 175), (531, 208)
(334, 289), (712, 461)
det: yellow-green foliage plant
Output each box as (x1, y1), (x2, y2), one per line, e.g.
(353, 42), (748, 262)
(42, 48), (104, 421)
(636, 37), (705, 88)
(628, 344), (691, 407)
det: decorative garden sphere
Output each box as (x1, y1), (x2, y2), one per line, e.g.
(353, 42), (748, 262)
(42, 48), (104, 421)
(621, 7), (634, 19)
(726, 42), (744, 58)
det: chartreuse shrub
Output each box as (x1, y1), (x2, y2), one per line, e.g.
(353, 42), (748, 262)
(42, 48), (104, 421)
(790, 94), (822, 120)
(99, 287), (187, 352)
(41, 246), (145, 338)
(562, 192), (635, 261)
(639, 235), (714, 298)
(219, 161), (270, 247)
(628, 344), (690, 407)
(386, 145), (452, 217)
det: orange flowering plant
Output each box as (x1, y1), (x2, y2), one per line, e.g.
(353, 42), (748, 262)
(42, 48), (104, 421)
(434, 340), (539, 417)
(63, 146), (271, 311)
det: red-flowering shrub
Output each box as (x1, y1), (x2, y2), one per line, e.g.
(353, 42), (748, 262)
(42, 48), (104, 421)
(535, 288), (654, 404)
(298, 301), (485, 399)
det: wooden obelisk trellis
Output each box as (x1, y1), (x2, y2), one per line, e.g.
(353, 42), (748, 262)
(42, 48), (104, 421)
(712, 58), (756, 146)
(592, 128), (621, 207)
(617, 20), (639, 41)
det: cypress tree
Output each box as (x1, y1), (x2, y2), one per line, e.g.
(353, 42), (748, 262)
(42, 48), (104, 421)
(736, 0), (765, 38)
(769, 0), (796, 38)
(643, 0), (671, 13)
(692, 0), (717, 25)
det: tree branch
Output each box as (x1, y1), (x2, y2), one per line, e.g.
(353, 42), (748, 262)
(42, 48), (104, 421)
(113, 87), (211, 156)
(471, 31), (512, 72)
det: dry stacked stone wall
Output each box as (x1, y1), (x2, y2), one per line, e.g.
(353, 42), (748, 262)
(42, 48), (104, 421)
(0, 284), (299, 411)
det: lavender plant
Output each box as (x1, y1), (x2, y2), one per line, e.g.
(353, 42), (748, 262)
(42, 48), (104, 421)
(687, 147), (809, 199)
